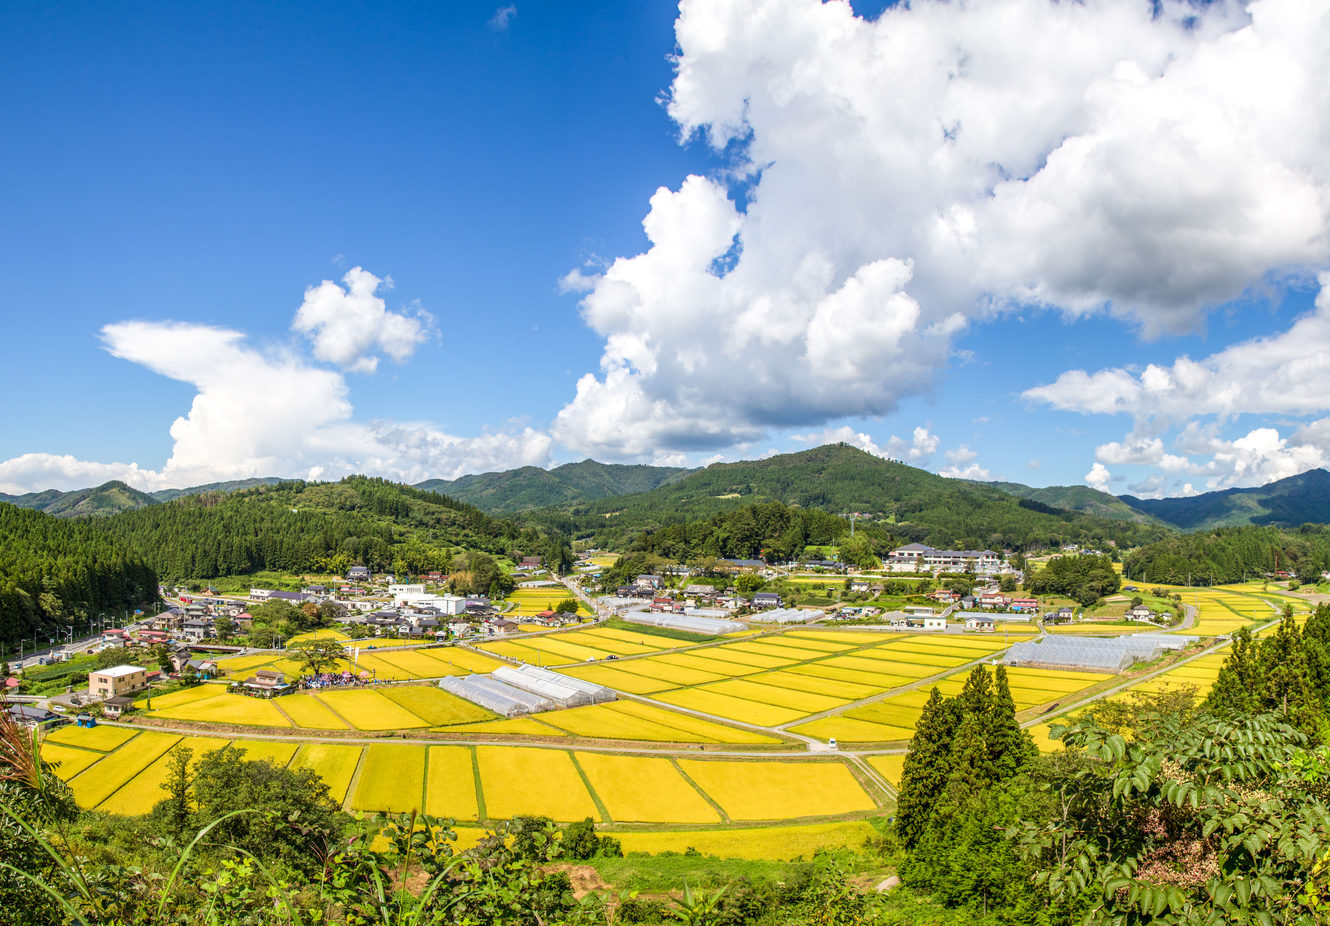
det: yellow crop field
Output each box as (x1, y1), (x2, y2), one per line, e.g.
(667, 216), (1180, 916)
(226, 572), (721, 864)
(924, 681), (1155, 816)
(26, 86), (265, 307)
(677, 759), (876, 820)
(425, 746), (480, 820)
(232, 740), (298, 767)
(604, 701), (780, 744)
(775, 634), (856, 653)
(693, 648), (790, 670)
(535, 704), (716, 743)
(559, 664), (674, 694)
(350, 744), (426, 814)
(276, 694), (350, 730)
(40, 743), (105, 777)
(379, 685), (494, 726)
(751, 670), (881, 701)
(654, 689), (804, 726)
(790, 717), (915, 743)
(1003, 667), (1113, 691)
(785, 662), (911, 689)
(349, 653), (416, 680)
(1025, 722), (1066, 753)
(368, 649), (465, 678)
(604, 660), (720, 687)
(432, 648), (506, 674)
(574, 753), (719, 824)
(699, 679), (845, 714)
(475, 746), (599, 821)
(68, 732), (180, 809)
(149, 691), (293, 728)
(583, 627), (680, 649)
(649, 652), (763, 677)
(726, 642), (824, 662)
(614, 820), (878, 859)
(482, 641), (569, 665)
(142, 684), (232, 710)
(317, 689), (431, 730)
(44, 723), (137, 751)
(819, 654), (921, 675)
(291, 744), (363, 803)
(867, 754), (905, 786)
(288, 629), (351, 646)
(98, 750), (178, 815)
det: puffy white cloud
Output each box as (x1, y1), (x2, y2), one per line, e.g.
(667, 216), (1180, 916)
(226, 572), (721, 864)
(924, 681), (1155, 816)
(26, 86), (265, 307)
(0, 454), (160, 496)
(939, 445), (991, 481)
(1027, 274), (1330, 420)
(291, 267), (430, 374)
(0, 273), (550, 493)
(1094, 436), (1195, 473)
(556, 0), (1330, 458)
(1085, 462), (1113, 491)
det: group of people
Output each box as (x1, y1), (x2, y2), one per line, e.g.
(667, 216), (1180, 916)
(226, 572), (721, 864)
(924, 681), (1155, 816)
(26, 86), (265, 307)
(297, 669), (370, 690)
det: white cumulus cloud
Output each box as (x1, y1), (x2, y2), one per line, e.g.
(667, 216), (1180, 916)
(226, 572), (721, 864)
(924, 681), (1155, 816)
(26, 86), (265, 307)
(292, 267), (430, 374)
(1085, 462), (1113, 491)
(555, 0), (1330, 459)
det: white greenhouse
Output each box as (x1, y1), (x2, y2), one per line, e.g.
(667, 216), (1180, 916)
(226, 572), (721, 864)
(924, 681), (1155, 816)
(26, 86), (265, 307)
(1004, 640), (1137, 672)
(439, 674), (552, 716)
(506, 664), (616, 704)
(757, 608), (822, 624)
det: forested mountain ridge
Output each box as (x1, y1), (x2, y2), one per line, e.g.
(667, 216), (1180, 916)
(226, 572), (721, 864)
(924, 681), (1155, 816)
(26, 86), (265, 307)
(0, 503), (158, 651)
(525, 444), (1172, 552)
(417, 460), (693, 512)
(149, 476), (285, 502)
(1120, 467), (1330, 530)
(982, 480), (1167, 526)
(96, 476), (548, 583)
(0, 480), (158, 517)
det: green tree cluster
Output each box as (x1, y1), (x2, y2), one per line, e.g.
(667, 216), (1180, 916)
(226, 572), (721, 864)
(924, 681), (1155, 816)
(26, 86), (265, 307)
(1026, 552), (1121, 605)
(1124, 523), (1330, 586)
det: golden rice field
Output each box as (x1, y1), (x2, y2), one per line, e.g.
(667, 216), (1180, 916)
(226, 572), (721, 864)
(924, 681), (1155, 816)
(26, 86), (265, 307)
(45, 728), (885, 826)
(504, 586), (592, 617)
(142, 684), (495, 731)
(480, 626), (679, 666)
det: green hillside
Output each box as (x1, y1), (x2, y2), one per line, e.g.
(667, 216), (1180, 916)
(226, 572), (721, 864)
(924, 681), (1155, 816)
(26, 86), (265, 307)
(97, 476), (547, 582)
(1121, 468), (1330, 530)
(418, 460), (692, 512)
(984, 480), (1166, 525)
(529, 444), (1172, 552)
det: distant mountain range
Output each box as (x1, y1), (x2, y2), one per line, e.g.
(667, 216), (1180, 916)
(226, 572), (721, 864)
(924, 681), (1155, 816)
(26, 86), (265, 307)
(982, 469), (1330, 532)
(9, 453), (1330, 537)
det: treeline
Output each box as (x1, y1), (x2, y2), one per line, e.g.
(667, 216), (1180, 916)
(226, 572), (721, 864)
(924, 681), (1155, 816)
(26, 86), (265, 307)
(0, 503), (158, 652)
(1123, 524), (1330, 585)
(621, 501), (882, 563)
(96, 476), (547, 582)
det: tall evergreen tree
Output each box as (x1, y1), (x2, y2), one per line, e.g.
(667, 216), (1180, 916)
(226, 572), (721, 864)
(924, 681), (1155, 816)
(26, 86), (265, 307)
(989, 665), (1037, 777)
(895, 687), (959, 848)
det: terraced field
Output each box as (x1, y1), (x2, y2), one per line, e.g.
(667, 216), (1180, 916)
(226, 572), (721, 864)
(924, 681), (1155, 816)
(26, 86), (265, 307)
(480, 626), (679, 665)
(143, 684), (496, 730)
(44, 728), (881, 826)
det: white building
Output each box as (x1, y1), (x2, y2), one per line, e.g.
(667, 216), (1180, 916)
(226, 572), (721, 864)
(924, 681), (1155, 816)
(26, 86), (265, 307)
(882, 544), (1006, 575)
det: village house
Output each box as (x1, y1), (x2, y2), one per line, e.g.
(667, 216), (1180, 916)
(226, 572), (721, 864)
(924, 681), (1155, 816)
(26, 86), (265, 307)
(635, 574), (664, 589)
(965, 615), (999, 632)
(1126, 605), (1156, 622)
(883, 543), (1006, 575)
(347, 565), (371, 581)
(240, 669), (290, 697)
(751, 591), (783, 609)
(1009, 597), (1039, 612)
(88, 665), (150, 700)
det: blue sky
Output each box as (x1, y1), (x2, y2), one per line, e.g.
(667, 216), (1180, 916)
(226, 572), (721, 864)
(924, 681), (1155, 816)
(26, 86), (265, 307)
(1, 0), (1328, 498)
